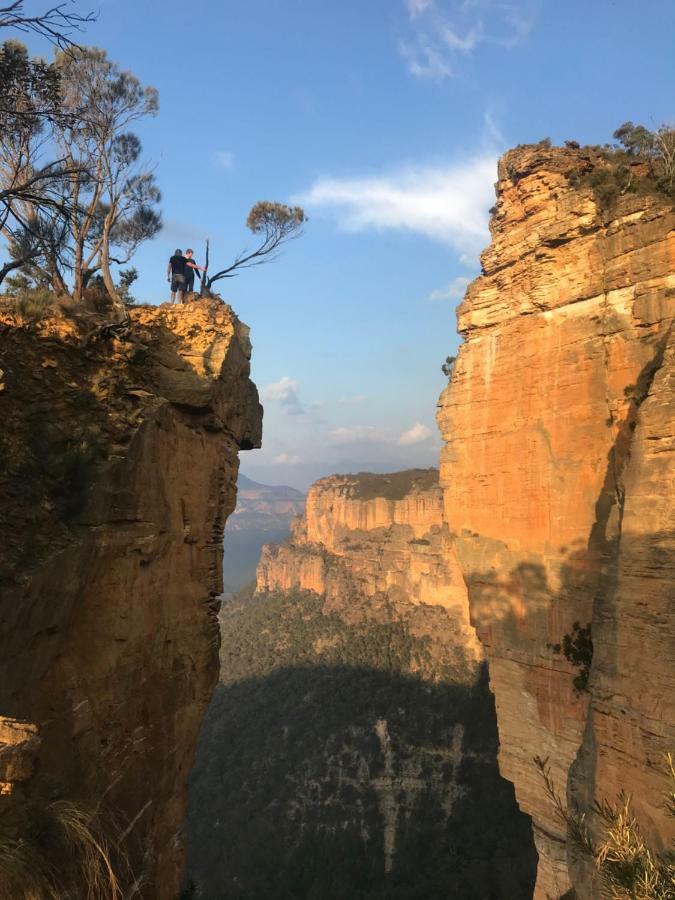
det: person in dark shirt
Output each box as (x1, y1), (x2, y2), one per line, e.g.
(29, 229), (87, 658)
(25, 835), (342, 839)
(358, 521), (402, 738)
(184, 248), (205, 297)
(167, 249), (187, 305)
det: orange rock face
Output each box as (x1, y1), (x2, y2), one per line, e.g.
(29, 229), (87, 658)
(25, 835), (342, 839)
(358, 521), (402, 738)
(0, 300), (261, 897)
(257, 469), (481, 655)
(436, 144), (675, 898)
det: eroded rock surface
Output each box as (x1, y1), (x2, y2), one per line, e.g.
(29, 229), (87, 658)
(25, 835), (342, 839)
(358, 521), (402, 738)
(436, 144), (675, 898)
(0, 300), (261, 898)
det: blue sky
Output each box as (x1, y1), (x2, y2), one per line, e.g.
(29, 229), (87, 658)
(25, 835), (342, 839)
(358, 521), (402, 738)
(16, 0), (675, 488)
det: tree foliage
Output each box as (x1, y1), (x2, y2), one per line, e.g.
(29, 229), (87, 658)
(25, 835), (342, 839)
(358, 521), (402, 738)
(205, 201), (305, 290)
(0, 42), (160, 310)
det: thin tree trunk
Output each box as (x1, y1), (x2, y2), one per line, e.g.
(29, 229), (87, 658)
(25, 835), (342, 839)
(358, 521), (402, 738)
(200, 238), (210, 297)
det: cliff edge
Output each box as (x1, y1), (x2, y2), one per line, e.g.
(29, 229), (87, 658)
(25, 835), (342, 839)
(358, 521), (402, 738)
(0, 299), (262, 898)
(437, 143), (674, 897)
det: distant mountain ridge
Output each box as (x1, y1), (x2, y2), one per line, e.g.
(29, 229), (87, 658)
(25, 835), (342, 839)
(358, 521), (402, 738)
(221, 475), (305, 595)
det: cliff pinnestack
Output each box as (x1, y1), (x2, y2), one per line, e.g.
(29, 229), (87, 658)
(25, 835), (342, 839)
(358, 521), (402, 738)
(437, 142), (675, 898)
(0, 299), (262, 898)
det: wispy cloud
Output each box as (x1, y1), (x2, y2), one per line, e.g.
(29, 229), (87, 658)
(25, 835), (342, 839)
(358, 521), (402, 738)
(406, 0), (433, 17)
(426, 275), (471, 303)
(215, 150), (234, 170)
(328, 422), (435, 448)
(337, 394), (367, 406)
(398, 422), (433, 445)
(328, 426), (388, 445)
(273, 452), (304, 465)
(262, 376), (304, 416)
(400, 0), (538, 79)
(296, 153), (496, 253)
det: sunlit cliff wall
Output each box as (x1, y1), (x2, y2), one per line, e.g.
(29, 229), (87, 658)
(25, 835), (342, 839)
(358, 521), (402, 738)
(0, 300), (261, 898)
(436, 143), (675, 898)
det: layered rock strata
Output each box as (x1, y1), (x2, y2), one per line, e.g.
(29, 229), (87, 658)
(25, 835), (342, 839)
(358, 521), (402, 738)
(257, 468), (479, 644)
(0, 300), (261, 898)
(436, 143), (675, 898)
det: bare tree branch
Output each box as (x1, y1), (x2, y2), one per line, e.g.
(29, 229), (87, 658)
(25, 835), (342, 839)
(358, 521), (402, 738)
(0, 1), (96, 49)
(207, 202), (305, 289)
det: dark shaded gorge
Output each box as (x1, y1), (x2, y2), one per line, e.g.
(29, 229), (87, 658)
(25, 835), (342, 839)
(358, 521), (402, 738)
(184, 590), (537, 899)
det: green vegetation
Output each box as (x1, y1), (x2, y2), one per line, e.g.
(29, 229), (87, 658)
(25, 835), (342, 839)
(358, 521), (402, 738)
(549, 621), (593, 694)
(441, 355), (457, 380)
(185, 588), (536, 899)
(574, 122), (675, 211)
(535, 755), (675, 900)
(12, 286), (58, 321)
(343, 468), (438, 502)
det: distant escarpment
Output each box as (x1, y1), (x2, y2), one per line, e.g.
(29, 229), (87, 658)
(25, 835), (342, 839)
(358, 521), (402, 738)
(186, 469), (537, 900)
(221, 474), (305, 596)
(437, 142), (675, 897)
(0, 300), (261, 898)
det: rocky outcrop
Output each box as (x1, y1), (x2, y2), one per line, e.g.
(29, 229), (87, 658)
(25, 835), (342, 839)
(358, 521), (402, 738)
(0, 300), (261, 898)
(436, 143), (675, 898)
(257, 469), (479, 647)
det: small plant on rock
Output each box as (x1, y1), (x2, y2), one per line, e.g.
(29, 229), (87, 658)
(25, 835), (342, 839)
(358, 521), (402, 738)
(442, 355), (457, 380)
(534, 754), (675, 900)
(549, 621), (593, 694)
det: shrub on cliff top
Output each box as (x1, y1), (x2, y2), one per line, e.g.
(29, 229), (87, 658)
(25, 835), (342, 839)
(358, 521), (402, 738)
(12, 287), (59, 321)
(574, 122), (675, 212)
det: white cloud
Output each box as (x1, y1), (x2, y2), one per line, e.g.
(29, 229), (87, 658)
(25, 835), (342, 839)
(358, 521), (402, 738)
(400, 0), (537, 80)
(441, 22), (483, 53)
(426, 275), (471, 303)
(398, 423), (433, 445)
(273, 452), (304, 465)
(262, 376), (304, 416)
(337, 394), (367, 406)
(296, 154), (496, 253)
(215, 150), (234, 170)
(399, 37), (453, 80)
(406, 0), (433, 17)
(327, 426), (388, 445)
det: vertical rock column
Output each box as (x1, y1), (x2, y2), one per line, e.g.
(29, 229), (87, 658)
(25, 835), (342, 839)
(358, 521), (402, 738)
(0, 301), (262, 898)
(436, 144), (675, 897)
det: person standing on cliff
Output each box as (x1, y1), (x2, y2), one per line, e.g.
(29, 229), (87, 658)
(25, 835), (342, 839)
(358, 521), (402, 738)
(167, 249), (187, 305)
(184, 249), (206, 299)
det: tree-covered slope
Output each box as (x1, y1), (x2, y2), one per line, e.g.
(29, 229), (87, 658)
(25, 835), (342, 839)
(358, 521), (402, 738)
(185, 589), (536, 899)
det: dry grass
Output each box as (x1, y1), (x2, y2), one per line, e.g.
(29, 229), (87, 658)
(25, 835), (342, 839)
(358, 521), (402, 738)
(535, 754), (675, 900)
(0, 799), (134, 900)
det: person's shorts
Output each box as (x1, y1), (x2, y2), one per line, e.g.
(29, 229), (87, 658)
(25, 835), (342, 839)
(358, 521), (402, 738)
(171, 273), (185, 292)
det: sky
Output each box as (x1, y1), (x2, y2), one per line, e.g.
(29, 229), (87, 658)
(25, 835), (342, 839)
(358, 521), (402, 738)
(15, 0), (675, 488)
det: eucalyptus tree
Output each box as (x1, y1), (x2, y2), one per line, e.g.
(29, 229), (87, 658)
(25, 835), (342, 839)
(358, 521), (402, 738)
(202, 202), (306, 295)
(51, 46), (160, 304)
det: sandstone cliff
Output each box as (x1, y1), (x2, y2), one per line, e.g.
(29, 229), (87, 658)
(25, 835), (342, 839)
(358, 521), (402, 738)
(0, 300), (261, 897)
(186, 469), (536, 899)
(437, 143), (675, 898)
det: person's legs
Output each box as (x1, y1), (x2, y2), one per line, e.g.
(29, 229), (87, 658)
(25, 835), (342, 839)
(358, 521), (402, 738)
(171, 274), (185, 305)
